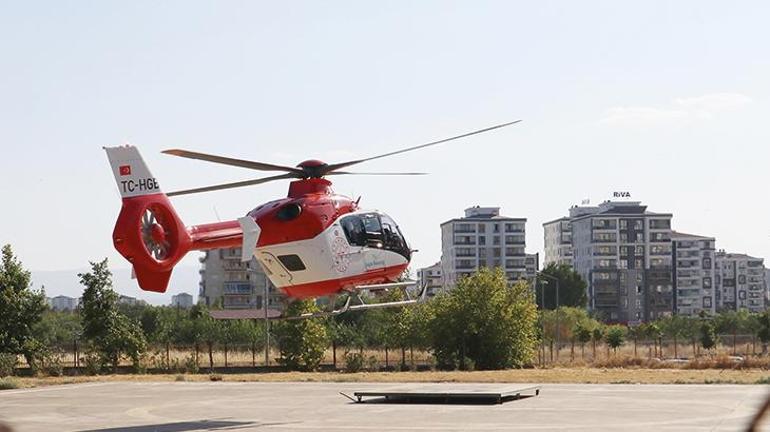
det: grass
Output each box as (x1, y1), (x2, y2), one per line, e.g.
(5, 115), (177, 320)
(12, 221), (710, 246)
(0, 378), (19, 390)
(7, 367), (770, 389)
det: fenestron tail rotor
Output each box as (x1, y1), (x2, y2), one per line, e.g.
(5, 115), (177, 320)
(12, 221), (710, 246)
(162, 120), (521, 195)
(140, 207), (171, 261)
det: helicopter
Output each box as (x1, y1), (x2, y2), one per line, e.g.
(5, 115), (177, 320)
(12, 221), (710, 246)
(104, 120), (520, 317)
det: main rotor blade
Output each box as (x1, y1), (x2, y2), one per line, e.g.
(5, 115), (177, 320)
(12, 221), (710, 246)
(321, 120), (521, 174)
(328, 171), (428, 176)
(163, 149), (305, 175)
(167, 172), (299, 197)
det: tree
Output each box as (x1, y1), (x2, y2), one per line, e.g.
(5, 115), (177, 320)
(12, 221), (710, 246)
(756, 310), (770, 355)
(274, 299), (329, 371)
(659, 315), (689, 359)
(0, 245), (48, 371)
(699, 317), (717, 352)
(429, 268), (538, 370)
(604, 325), (626, 353)
(591, 325), (605, 359)
(715, 310), (750, 355)
(79, 259), (146, 372)
(535, 263), (588, 310)
(574, 323), (592, 360)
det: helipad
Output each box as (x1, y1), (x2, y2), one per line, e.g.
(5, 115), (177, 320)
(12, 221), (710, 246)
(0, 381), (767, 431)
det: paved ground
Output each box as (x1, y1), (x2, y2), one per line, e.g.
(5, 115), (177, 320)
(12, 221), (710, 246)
(0, 381), (768, 431)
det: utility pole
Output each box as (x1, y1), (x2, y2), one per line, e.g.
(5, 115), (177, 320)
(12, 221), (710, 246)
(537, 272), (561, 360)
(264, 273), (270, 367)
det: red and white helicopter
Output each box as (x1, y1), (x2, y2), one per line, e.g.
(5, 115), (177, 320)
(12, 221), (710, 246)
(105, 121), (519, 317)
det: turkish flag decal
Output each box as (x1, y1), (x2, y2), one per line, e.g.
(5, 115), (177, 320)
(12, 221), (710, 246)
(119, 165), (131, 176)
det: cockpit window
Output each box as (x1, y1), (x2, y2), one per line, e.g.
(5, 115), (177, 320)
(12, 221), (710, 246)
(341, 214), (367, 247)
(340, 213), (410, 260)
(380, 214), (410, 259)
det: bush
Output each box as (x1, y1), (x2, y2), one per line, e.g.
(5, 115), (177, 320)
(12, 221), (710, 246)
(0, 378), (19, 390)
(343, 352), (364, 373)
(39, 351), (64, 377)
(184, 355), (199, 374)
(0, 353), (18, 377)
(83, 352), (102, 376)
(175, 374), (186, 382)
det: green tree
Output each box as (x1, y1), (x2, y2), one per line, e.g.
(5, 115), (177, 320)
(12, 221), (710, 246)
(591, 325), (605, 359)
(0, 245), (47, 371)
(756, 310), (770, 355)
(604, 325), (626, 353)
(535, 263), (588, 309)
(659, 315), (689, 359)
(715, 310), (750, 355)
(274, 299), (329, 371)
(574, 323), (592, 360)
(79, 259), (146, 372)
(429, 268), (538, 370)
(32, 310), (83, 358)
(699, 317), (717, 352)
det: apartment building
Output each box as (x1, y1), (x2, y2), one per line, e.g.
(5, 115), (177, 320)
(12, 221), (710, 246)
(440, 206), (528, 286)
(567, 200), (674, 322)
(171, 292), (194, 309)
(417, 262), (443, 297)
(48, 295), (79, 311)
(715, 251), (767, 313)
(525, 253), (540, 279)
(671, 232), (716, 316)
(199, 247), (285, 310)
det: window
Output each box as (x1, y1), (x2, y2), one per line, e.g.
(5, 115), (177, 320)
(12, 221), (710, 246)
(649, 219), (671, 229)
(341, 215), (367, 247)
(278, 254), (306, 271)
(341, 213), (410, 259)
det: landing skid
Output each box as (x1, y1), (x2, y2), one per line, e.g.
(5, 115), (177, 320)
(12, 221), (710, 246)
(278, 280), (428, 321)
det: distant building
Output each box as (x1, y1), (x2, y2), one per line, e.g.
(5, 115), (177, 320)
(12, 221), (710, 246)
(564, 200), (674, 322)
(199, 247), (285, 310)
(117, 295), (147, 306)
(440, 206), (528, 287)
(542, 217), (573, 267)
(171, 292), (194, 309)
(671, 232), (716, 316)
(525, 253), (539, 280)
(417, 262), (443, 297)
(48, 295), (78, 311)
(715, 251), (766, 313)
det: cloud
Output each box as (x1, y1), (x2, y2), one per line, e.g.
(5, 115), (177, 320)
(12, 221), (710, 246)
(600, 92), (752, 127)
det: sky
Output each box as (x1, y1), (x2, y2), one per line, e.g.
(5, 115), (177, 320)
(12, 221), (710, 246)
(1, 1), (769, 304)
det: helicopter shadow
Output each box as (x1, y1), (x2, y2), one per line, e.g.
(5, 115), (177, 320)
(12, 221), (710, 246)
(77, 419), (294, 432)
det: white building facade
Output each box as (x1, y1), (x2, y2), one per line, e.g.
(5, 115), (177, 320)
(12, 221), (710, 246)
(440, 206), (528, 286)
(671, 232), (716, 316)
(715, 252), (767, 313)
(199, 247), (285, 310)
(417, 262), (443, 297)
(171, 292), (194, 309)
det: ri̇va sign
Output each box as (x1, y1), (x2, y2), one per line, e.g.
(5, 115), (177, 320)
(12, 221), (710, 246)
(613, 191), (631, 198)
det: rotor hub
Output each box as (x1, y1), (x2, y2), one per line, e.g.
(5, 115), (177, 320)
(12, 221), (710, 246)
(297, 159), (328, 178)
(150, 223), (167, 244)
